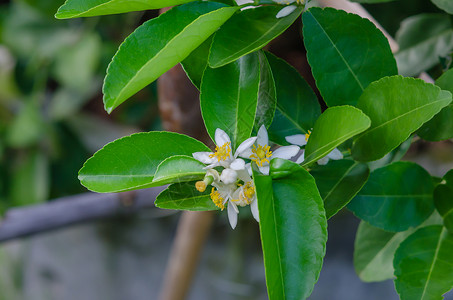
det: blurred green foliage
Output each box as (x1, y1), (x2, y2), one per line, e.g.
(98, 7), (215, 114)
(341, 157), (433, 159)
(0, 0), (161, 211)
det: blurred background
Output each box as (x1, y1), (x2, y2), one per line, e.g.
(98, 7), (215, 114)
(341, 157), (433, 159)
(0, 0), (452, 299)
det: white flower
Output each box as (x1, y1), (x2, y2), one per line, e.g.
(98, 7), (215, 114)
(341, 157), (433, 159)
(240, 125), (299, 175)
(220, 168), (238, 184)
(285, 131), (343, 165)
(227, 169), (259, 228)
(193, 128), (256, 171)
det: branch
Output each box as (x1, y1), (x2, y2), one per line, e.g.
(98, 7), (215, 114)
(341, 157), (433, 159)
(0, 186), (166, 243)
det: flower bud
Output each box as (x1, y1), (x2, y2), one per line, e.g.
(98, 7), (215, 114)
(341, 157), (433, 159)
(220, 168), (238, 184)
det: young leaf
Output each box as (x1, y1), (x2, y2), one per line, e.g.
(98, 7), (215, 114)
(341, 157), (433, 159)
(310, 160), (370, 219)
(348, 161), (435, 232)
(155, 181), (218, 211)
(103, 2), (238, 113)
(354, 213), (442, 283)
(395, 14), (453, 76)
(254, 51), (276, 130)
(302, 7), (397, 107)
(55, 0), (194, 19)
(254, 159), (327, 300)
(152, 155), (206, 186)
(209, 6), (303, 68)
(302, 106), (371, 166)
(352, 76), (452, 162)
(180, 36), (213, 90)
(394, 226), (453, 300)
(200, 52), (260, 150)
(265, 52), (321, 145)
(418, 68), (453, 141)
(78, 132), (211, 193)
(431, 0), (453, 14)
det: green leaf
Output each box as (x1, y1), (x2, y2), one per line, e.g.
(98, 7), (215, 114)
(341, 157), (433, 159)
(350, 0), (395, 2)
(394, 225), (453, 300)
(78, 132), (211, 193)
(310, 160), (370, 219)
(155, 181), (219, 211)
(431, 0), (453, 14)
(209, 6), (303, 68)
(152, 155), (206, 186)
(181, 36), (213, 90)
(352, 76), (452, 162)
(200, 52), (260, 150)
(103, 2), (237, 113)
(55, 0), (194, 19)
(302, 106), (371, 166)
(354, 221), (412, 282)
(433, 171), (453, 233)
(255, 159), (327, 300)
(6, 102), (45, 148)
(302, 7), (397, 107)
(265, 52), (321, 145)
(395, 14), (453, 76)
(418, 68), (453, 141)
(354, 213), (442, 283)
(254, 51), (276, 130)
(348, 161), (435, 232)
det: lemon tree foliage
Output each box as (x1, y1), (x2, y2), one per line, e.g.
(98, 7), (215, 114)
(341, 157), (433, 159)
(55, 0), (453, 297)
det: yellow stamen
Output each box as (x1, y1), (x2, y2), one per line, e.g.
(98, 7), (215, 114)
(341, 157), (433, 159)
(209, 142), (231, 162)
(195, 181), (207, 192)
(305, 130), (311, 142)
(243, 182), (255, 202)
(210, 187), (225, 210)
(250, 144), (272, 167)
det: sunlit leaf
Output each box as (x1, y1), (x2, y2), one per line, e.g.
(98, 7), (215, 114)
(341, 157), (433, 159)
(155, 181), (218, 211)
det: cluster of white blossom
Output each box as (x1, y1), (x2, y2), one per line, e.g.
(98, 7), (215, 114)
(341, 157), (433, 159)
(192, 125), (342, 229)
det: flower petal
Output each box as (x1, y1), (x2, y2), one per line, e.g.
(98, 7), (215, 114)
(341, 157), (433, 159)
(272, 145), (299, 160)
(251, 198), (259, 222)
(257, 125), (269, 147)
(192, 152), (215, 164)
(317, 156), (330, 165)
(228, 201), (238, 229)
(295, 150), (305, 164)
(276, 5), (297, 19)
(235, 136), (257, 157)
(215, 128), (231, 146)
(327, 148), (343, 160)
(285, 134), (307, 146)
(230, 158), (246, 170)
(237, 169), (252, 183)
(245, 163), (252, 176)
(259, 165), (270, 175)
(220, 168), (238, 184)
(238, 148), (253, 159)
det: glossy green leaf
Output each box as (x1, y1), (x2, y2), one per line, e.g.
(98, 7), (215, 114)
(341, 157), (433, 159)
(78, 132), (211, 193)
(209, 5), (303, 68)
(302, 106), (371, 166)
(350, 0), (395, 2)
(418, 68), (453, 141)
(394, 226), (453, 300)
(354, 213), (442, 283)
(395, 14), (453, 76)
(433, 172), (453, 233)
(152, 155), (206, 186)
(181, 36), (213, 90)
(431, 0), (453, 14)
(367, 136), (413, 172)
(255, 159), (327, 300)
(55, 0), (194, 19)
(352, 76), (452, 162)
(310, 160), (370, 219)
(200, 52), (260, 150)
(254, 51), (276, 130)
(302, 7), (397, 107)
(155, 181), (219, 211)
(265, 52), (321, 145)
(348, 161), (435, 232)
(103, 2), (237, 113)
